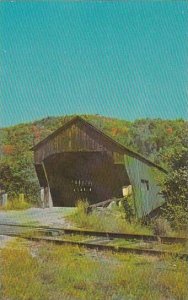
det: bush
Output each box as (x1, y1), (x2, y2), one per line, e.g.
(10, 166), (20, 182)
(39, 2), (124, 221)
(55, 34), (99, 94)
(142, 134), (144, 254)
(152, 217), (171, 236)
(119, 196), (135, 222)
(1, 198), (31, 211)
(161, 167), (188, 230)
(160, 143), (188, 231)
(162, 203), (188, 231)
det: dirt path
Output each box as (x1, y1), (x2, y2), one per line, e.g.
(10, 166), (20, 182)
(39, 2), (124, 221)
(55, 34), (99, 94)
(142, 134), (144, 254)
(0, 207), (75, 227)
(0, 207), (75, 247)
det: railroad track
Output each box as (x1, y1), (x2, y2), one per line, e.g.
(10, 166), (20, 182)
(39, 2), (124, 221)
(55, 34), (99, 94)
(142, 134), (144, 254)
(0, 223), (188, 259)
(0, 223), (187, 243)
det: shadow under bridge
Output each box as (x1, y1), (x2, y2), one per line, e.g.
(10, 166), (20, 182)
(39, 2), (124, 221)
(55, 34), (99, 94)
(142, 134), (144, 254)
(43, 151), (130, 207)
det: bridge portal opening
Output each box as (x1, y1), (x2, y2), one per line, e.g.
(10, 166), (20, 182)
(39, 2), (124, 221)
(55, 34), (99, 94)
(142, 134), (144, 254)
(43, 152), (130, 207)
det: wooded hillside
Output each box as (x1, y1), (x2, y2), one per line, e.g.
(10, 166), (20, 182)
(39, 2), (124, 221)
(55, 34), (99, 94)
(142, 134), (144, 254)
(0, 114), (187, 203)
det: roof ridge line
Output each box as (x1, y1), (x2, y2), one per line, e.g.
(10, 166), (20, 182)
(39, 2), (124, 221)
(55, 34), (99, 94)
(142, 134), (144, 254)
(31, 115), (167, 173)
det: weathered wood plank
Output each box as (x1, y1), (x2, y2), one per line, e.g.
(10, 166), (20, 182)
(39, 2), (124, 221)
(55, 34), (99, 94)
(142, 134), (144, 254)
(34, 121), (124, 164)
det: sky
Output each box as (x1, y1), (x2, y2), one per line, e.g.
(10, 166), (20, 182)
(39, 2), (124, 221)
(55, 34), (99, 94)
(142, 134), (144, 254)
(0, 1), (188, 127)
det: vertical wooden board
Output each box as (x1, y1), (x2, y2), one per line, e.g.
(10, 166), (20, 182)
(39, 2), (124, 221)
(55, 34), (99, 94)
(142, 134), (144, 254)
(124, 154), (165, 217)
(33, 120), (126, 163)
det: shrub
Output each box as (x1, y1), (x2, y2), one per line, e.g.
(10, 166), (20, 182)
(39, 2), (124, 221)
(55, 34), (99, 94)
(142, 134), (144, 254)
(152, 217), (171, 236)
(162, 168), (188, 230)
(161, 146), (188, 230)
(162, 203), (188, 231)
(119, 196), (135, 222)
(1, 197), (31, 211)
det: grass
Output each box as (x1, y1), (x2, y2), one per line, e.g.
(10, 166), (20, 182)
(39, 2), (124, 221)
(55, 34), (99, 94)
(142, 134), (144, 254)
(68, 201), (188, 239)
(0, 241), (44, 300)
(0, 239), (188, 300)
(0, 198), (32, 211)
(58, 233), (94, 242)
(68, 200), (152, 235)
(106, 238), (188, 253)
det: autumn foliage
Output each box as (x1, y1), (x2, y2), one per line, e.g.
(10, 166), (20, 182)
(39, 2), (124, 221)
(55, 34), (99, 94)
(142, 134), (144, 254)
(2, 144), (15, 155)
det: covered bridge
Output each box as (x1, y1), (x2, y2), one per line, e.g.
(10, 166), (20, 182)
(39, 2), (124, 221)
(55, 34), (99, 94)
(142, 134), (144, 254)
(32, 116), (167, 217)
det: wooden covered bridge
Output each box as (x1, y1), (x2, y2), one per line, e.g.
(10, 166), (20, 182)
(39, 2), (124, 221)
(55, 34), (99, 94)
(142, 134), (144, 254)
(32, 116), (167, 217)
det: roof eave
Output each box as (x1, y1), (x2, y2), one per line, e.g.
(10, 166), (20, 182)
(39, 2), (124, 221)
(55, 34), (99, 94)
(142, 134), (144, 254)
(30, 115), (168, 173)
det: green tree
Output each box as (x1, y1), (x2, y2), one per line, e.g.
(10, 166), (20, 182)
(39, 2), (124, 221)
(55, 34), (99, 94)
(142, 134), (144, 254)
(161, 145), (188, 230)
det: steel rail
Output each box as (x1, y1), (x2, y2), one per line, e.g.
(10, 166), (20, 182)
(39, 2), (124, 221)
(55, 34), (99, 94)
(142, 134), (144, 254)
(2, 233), (188, 260)
(0, 223), (187, 244)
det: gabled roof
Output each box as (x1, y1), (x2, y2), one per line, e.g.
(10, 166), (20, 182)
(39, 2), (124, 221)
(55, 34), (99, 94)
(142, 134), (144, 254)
(31, 115), (167, 173)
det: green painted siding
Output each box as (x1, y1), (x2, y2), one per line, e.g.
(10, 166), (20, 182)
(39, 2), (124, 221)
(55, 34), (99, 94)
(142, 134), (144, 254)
(124, 155), (165, 217)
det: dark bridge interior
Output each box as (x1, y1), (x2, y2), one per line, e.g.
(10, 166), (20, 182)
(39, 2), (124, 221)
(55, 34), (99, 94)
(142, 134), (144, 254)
(43, 152), (130, 207)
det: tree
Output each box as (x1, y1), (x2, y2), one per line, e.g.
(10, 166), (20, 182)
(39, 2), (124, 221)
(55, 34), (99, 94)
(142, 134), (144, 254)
(161, 145), (188, 229)
(0, 154), (40, 203)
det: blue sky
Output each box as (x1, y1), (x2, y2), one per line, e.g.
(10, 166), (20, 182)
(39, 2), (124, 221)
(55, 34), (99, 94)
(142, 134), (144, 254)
(0, 1), (187, 127)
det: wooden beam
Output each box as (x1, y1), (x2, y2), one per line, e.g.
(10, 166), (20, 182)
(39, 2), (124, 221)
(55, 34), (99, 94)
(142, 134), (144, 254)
(41, 162), (53, 208)
(87, 198), (121, 213)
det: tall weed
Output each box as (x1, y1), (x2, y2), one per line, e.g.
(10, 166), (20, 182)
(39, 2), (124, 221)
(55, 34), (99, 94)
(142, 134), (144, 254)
(0, 198), (31, 210)
(69, 200), (151, 234)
